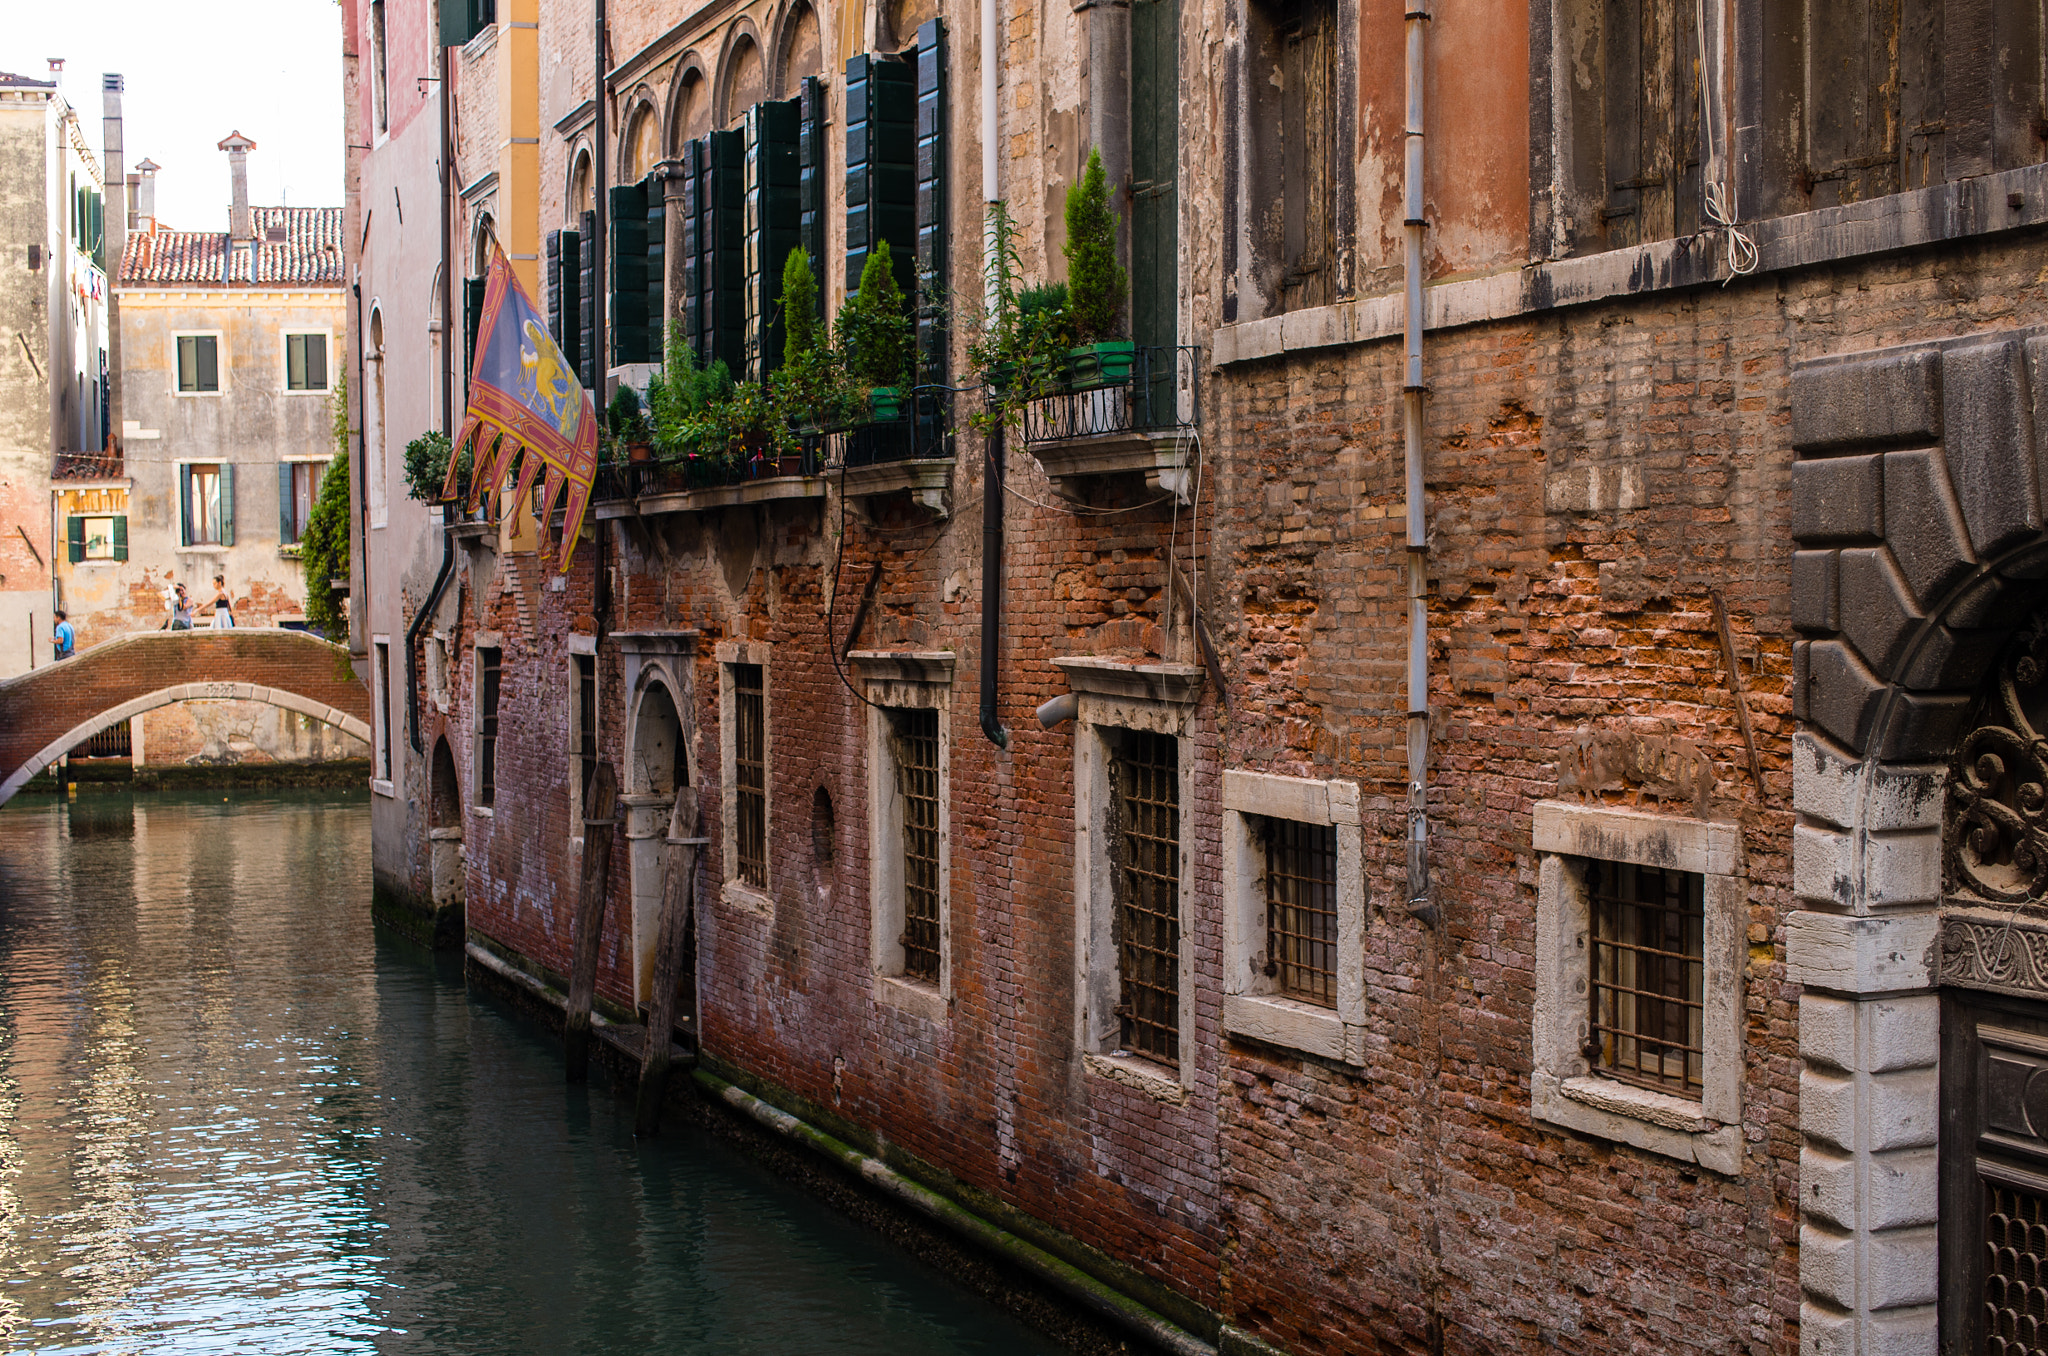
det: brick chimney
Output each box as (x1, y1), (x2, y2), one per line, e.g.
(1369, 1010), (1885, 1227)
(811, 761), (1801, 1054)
(134, 158), (159, 230)
(218, 130), (255, 241)
(101, 75), (125, 272)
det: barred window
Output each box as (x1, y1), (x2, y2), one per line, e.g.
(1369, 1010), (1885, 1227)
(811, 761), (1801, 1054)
(1112, 730), (1180, 1065)
(891, 707), (941, 982)
(477, 646), (502, 808)
(732, 663), (766, 888)
(573, 654), (597, 817)
(1263, 818), (1337, 1007)
(1587, 861), (1705, 1097)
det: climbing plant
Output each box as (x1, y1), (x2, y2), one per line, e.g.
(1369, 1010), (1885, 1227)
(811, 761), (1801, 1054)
(302, 379), (352, 645)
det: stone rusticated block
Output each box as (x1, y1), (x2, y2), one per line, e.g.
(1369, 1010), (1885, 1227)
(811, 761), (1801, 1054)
(1791, 454), (1885, 545)
(1798, 993), (1941, 1074)
(1882, 448), (1979, 609)
(1944, 339), (2039, 559)
(1801, 1142), (1938, 1232)
(1800, 1219), (1938, 1311)
(1876, 690), (1973, 762)
(1836, 547), (1923, 679)
(1790, 823), (1939, 910)
(1801, 640), (1888, 753)
(1785, 909), (1939, 994)
(1897, 622), (2004, 690)
(1790, 733), (1944, 832)
(1792, 550), (1840, 634)
(1799, 1065), (1939, 1153)
(1791, 348), (1943, 454)
(1799, 1297), (1938, 1356)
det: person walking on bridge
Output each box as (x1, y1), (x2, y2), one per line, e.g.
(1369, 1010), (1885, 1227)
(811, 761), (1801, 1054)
(209, 576), (235, 630)
(170, 584), (194, 631)
(51, 611), (74, 661)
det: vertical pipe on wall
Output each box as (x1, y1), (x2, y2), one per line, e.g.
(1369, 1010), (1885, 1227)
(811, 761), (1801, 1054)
(979, 0), (1009, 747)
(441, 42), (454, 436)
(1402, 0), (1431, 912)
(594, 0), (609, 395)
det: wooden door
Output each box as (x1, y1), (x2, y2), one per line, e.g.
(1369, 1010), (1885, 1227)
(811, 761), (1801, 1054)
(1942, 989), (2048, 1352)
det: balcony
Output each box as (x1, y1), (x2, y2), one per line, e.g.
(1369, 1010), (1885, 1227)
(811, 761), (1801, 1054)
(1018, 346), (1200, 503)
(54, 449), (125, 481)
(820, 385), (956, 518)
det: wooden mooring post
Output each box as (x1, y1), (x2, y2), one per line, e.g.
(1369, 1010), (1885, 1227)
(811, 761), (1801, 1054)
(635, 787), (701, 1137)
(564, 760), (619, 1083)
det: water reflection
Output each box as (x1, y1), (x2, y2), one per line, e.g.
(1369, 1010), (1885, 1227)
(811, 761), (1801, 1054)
(0, 791), (1065, 1355)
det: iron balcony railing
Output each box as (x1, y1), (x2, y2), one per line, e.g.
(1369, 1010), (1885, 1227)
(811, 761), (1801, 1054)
(1018, 345), (1201, 446)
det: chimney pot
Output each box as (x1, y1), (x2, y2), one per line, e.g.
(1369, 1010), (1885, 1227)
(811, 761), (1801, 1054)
(218, 130), (256, 242)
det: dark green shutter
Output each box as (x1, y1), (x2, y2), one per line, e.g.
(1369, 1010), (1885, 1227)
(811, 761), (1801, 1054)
(287, 333), (306, 389)
(609, 181), (649, 365)
(1131, 0), (1179, 394)
(308, 334), (328, 390)
(679, 139), (706, 365)
(177, 336), (195, 391)
(439, 0), (486, 48)
(843, 54), (915, 296)
(914, 23), (947, 385)
(546, 230), (564, 341)
(799, 76), (828, 308)
(279, 463), (295, 543)
(220, 464), (236, 547)
(178, 467), (192, 546)
(463, 277), (485, 379)
(111, 516), (127, 562)
(548, 228), (582, 365)
(744, 99), (801, 382)
(197, 336), (218, 392)
(578, 210), (597, 387)
(643, 171), (666, 363)
(705, 130), (747, 375)
(67, 516), (84, 564)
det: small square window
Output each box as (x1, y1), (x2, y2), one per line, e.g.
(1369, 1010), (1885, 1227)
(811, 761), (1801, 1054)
(1586, 861), (1705, 1098)
(1263, 818), (1339, 1007)
(855, 651), (957, 1022)
(730, 662), (767, 890)
(1111, 728), (1182, 1067)
(286, 333), (329, 391)
(477, 646), (502, 807)
(176, 335), (219, 393)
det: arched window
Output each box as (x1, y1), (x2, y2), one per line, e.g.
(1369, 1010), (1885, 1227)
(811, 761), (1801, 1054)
(777, 3), (823, 93)
(472, 211), (495, 273)
(722, 35), (764, 127)
(672, 69), (711, 147)
(569, 149), (594, 221)
(623, 103), (660, 183)
(884, 0), (937, 51)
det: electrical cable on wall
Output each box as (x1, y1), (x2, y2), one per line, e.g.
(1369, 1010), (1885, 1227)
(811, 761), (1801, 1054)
(1696, 0), (1758, 281)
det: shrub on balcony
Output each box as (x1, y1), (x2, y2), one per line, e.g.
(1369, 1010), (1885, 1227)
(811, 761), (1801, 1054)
(836, 241), (913, 394)
(1064, 148), (1127, 344)
(401, 429), (473, 503)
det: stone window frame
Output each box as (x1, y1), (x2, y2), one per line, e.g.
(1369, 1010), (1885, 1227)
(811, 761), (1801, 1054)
(852, 651), (955, 1025)
(1221, 769), (1367, 1063)
(280, 329), (333, 395)
(1532, 800), (1745, 1176)
(566, 633), (598, 849)
(471, 631), (503, 818)
(716, 639), (773, 915)
(1060, 657), (1204, 1104)
(171, 330), (225, 397)
(370, 635), (395, 798)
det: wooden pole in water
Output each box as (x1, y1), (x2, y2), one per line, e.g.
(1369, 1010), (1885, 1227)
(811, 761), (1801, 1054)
(565, 760), (619, 1082)
(635, 786), (701, 1136)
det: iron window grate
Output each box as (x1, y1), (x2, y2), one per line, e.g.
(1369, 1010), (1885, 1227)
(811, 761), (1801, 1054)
(574, 655), (597, 816)
(1113, 729), (1180, 1065)
(1984, 1180), (2048, 1351)
(894, 708), (941, 982)
(478, 648), (501, 808)
(1587, 860), (1704, 1096)
(1265, 818), (1338, 1007)
(733, 664), (767, 888)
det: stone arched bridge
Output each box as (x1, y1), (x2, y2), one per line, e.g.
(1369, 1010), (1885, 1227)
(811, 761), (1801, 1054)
(0, 630), (371, 806)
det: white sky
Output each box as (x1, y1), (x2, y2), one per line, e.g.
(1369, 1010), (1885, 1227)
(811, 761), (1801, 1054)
(5, 0), (344, 232)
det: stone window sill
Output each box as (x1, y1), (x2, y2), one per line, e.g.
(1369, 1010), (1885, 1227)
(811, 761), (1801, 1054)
(874, 974), (948, 1023)
(1534, 1071), (1742, 1176)
(1082, 1051), (1188, 1105)
(721, 879), (773, 918)
(370, 778), (395, 799)
(1224, 992), (1346, 1063)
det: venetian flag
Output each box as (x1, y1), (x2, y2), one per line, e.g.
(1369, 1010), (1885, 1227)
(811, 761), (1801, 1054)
(444, 241), (600, 570)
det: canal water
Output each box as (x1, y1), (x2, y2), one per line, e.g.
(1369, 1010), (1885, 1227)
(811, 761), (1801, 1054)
(0, 790), (1067, 1355)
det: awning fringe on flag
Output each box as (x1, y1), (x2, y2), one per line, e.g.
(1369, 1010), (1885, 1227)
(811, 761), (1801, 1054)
(447, 242), (601, 570)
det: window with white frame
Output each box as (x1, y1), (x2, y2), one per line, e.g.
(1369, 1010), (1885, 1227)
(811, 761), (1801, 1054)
(717, 642), (771, 906)
(1221, 770), (1366, 1063)
(284, 332), (330, 392)
(853, 651), (955, 1023)
(372, 639), (393, 788)
(279, 459), (325, 545)
(175, 334), (220, 393)
(1531, 800), (1745, 1176)
(180, 463), (233, 546)
(1059, 656), (1204, 1101)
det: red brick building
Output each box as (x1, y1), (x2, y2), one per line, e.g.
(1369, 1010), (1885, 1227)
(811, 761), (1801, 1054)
(354, 0), (2048, 1348)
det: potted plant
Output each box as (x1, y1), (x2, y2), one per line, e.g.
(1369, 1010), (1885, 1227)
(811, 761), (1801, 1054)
(608, 385), (653, 462)
(647, 327), (737, 487)
(401, 429), (474, 506)
(1064, 147), (1134, 387)
(774, 248), (864, 434)
(836, 240), (914, 422)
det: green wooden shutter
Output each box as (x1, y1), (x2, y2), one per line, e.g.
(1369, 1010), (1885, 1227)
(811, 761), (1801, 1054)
(577, 210), (597, 387)
(844, 54), (916, 296)
(178, 466), (192, 546)
(643, 171), (666, 364)
(197, 336), (218, 392)
(799, 77), (828, 305)
(287, 333), (307, 390)
(744, 98), (801, 382)
(67, 516), (84, 564)
(220, 464), (236, 547)
(279, 462), (295, 543)
(706, 130), (747, 375)
(609, 181), (650, 365)
(680, 139), (707, 365)
(111, 515), (127, 562)
(463, 278), (486, 380)
(1131, 0), (1179, 415)
(308, 334), (328, 391)
(439, 0), (485, 48)
(177, 335), (195, 391)
(914, 23), (947, 386)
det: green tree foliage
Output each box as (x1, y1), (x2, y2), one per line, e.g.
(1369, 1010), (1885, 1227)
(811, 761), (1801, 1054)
(1063, 147), (1127, 343)
(301, 446), (351, 644)
(835, 240), (912, 389)
(402, 430), (473, 502)
(782, 247), (820, 366)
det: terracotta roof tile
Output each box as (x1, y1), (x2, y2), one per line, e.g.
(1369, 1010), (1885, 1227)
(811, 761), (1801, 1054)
(119, 206), (344, 287)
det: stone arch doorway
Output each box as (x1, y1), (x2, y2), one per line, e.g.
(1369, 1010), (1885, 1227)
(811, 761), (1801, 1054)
(428, 736), (465, 939)
(623, 670), (690, 1007)
(1784, 329), (2048, 1350)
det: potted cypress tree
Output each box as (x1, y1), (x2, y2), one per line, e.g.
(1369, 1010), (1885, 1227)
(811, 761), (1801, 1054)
(1063, 147), (1134, 388)
(836, 240), (914, 422)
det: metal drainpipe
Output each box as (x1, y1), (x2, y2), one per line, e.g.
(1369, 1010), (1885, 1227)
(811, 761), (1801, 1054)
(1402, 0), (1432, 914)
(353, 272), (371, 659)
(978, 0), (1009, 748)
(407, 40), (458, 758)
(594, 0), (608, 396)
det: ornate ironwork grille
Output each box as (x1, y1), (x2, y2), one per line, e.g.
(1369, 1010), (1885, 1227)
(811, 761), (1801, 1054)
(1586, 861), (1705, 1096)
(893, 708), (941, 981)
(574, 654), (597, 814)
(478, 648), (501, 808)
(1264, 818), (1338, 1006)
(1112, 730), (1180, 1064)
(1984, 1179), (2048, 1352)
(732, 664), (767, 888)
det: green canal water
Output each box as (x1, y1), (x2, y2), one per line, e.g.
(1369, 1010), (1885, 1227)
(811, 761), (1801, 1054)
(0, 790), (1067, 1355)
